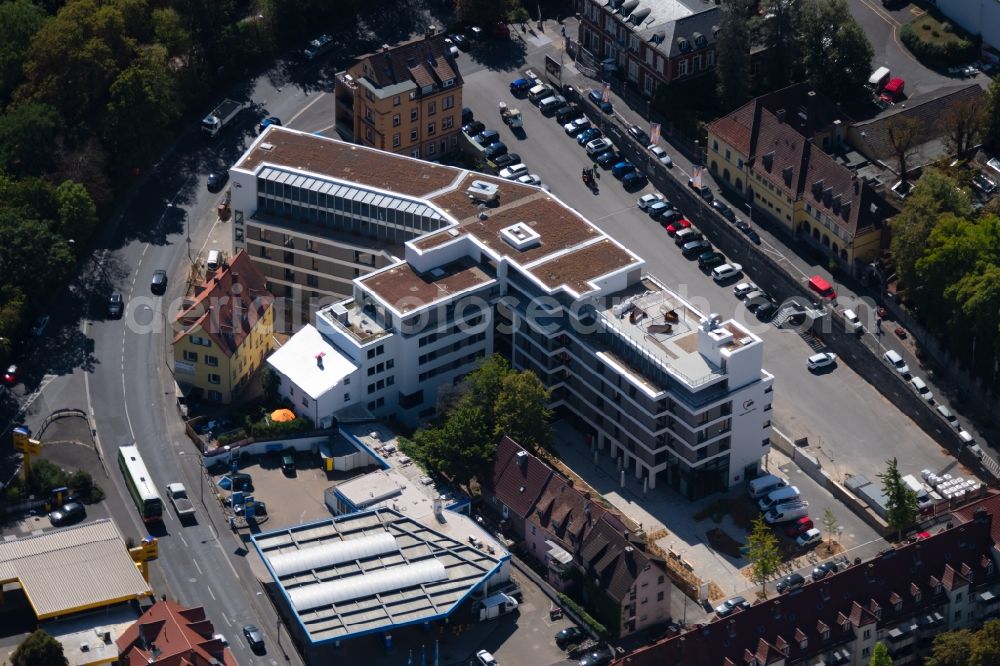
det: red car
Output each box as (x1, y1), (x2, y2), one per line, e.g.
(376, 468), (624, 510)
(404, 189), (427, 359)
(785, 516), (814, 538)
(665, 218), (691, 235)
(3, 364), (17, 385)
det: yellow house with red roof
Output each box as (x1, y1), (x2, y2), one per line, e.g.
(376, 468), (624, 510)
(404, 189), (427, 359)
(173, 250), (274, 403)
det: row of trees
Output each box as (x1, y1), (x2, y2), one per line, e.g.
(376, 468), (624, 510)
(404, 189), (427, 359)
(716, 0), (875, 112)
(926, 619), (1000, 665)
(405, 355), (552, 490)
(890, 168), (1000, 390)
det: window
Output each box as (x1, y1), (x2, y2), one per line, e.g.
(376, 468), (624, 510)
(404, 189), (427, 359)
(344, 393), (351, 402)
(863, 629), (871, 640)
(410, 109), (418, 122)
(443, 95), (454, 109)
(862, 648), (870, 658)
(957, 592), (963, 602)
(428, 142), (436, 155)
(428, 122), (436, 135)
(344, 377), (350, 385)
(392, 114), (401, 127)
(208, 373), (221, 385)
(427, 101), (436, 115)
(307, 274), (319, 288)
(364, 106), (374, 122)
(368, 384), (376, 394)
(955, 610), (962, 620)
(302, 397), (309, 407)
(393, 95), (401, 106)
(183, 350), (198, 362)
(656, 591), (664, 601)
(678, 59), (688, 76)
(205, 355), (219, 367)
(207, 390), (222, 401)
(410, 129), (418, 142)
(442, 116), (454, 129)
(393, 133), (401, 147)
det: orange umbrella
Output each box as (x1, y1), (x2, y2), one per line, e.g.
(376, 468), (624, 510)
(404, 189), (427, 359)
(271, 408), (295, 422)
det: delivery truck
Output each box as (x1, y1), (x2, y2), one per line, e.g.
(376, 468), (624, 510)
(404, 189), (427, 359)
(201, 99), (244, 138)
(479, 593), (518, 621)
(166, 483), (196, 520)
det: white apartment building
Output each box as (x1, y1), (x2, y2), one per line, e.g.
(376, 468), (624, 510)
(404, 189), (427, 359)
(233, 126), (774, 500)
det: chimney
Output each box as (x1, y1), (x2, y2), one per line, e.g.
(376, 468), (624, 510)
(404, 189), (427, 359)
(776, 109), (786, 123)
(425, 25), (437, 39)
(515, 450), (528, 468)
(316, 352), (325, 369)
(773, 600), (781, 619)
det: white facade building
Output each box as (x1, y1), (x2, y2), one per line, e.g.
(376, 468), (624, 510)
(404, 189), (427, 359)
(243, 127), (774, 500)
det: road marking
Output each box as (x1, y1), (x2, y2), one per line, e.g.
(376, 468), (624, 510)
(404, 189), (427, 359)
(287, 92), (327, 125)
(193, 557), (202, 575)
(207, 585), (217, 601)
(222, 612), (232, 627)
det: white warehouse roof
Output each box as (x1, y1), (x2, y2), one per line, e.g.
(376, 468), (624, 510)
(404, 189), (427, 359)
(266, 324), (357, 400)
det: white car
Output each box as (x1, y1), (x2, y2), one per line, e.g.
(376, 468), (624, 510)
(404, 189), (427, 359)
(807, 352), (837, 371)
(637, 193), (666, 210)
(842, 308), (862, 332)
(733, 282), (757, 299)
(586, 137), (614, 156)
(796, 528), (822, 549)
(563, 117), (590, 135)
(476, 650), (498, 666)
(648, 144), (673, 166)
(517, 174), (542, 186)
(711, 263), (742, 282)
(499, 163), (529, 180)
(909, 376), (934, 403)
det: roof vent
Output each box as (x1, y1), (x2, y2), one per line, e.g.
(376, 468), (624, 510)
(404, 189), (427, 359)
(516, 450), (528, 468)
(260, 143), (274, 151)
(500, 222), (541, 251)
(429, 267), (446, 279)
(776, 109), (786, 123)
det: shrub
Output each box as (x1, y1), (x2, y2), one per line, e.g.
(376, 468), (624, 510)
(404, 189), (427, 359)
(900, 22), (979, 66)
(557, 593), (609, 639)
(942, 22), (953, 33)
(931, 30), (940, 38)
(67, 470), (104, 503)
(216, 429), (248, 446)
(249, 415), (314, 439)
(921, 23), (930, 31)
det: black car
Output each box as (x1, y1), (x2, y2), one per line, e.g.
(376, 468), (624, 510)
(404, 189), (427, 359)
(627, 125), (650, 145)
(555, 626), (584, 649)
(811, 561), (840, 581)
(698, 251), (726, 269)
(462, 107), (474, 124)
(588, 88), (613, 113)
(475, 129), (500, 146)
(491, 153), (521, 169)
(682, 240), (713, 258)
(463, 120), (485, 136)
(711, 200), (736, 222)
(746, 228), (761, 244)
(243, 624), (265, 651)
(756, 301), (778, 320)
(107, 291), (124, 318)
(776, 572), (805, 593)
(206, 171), (228, 192)
(674, 230), (703, 246)
(449, 33), (470, 50)
(688, 178), (714, 201)
(578, 648), (614, 666)
(483, 141), (508, 159)
(150, 269), (167, 295)
(556, 105), (581, 124)
(596, 151), (619, 168)
(744, 294), (772, 313)
(658, 209), (685, 225)
(48, 502), (86, 526)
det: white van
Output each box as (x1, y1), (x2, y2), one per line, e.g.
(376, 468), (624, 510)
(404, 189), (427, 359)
(748, 474), (786, 500)
(868, 66), (891, 92)
(937, 404), (960, 429)
(883, 350), (909, 375)
(207, 250), (222, 272)
(759, 486), (800, 512)
(958, 431), (984, 459)
(842, 308), (862, 332)
(764, 501), (809, 524)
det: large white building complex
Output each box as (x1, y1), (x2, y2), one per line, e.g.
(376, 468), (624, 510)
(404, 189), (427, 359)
(232, 126), (774, 499)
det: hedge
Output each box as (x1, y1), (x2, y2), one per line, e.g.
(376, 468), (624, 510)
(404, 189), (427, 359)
(900, 23), (979, 67)
(557, 593), (609, 639)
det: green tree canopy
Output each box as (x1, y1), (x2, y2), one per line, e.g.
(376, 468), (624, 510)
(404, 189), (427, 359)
(927, 620), (1000, 666)
(419, 402), (493, 488)
(747, 515), (781, 596)
(0, 0), (48, 105)
(870, 641), (892, 666)
(0, 102), (63, 177)
(756, 0), (804, 90)
(878, 457), (918, 539)
(715, 0), (753, 111)
(800, 0), (874, 108)
(12, 630), (66, 666)
(494, 370), (553, 450)
(984, 75), (1000, 149)
(55, 180), (99, 241)
(455, 0), (518, 26)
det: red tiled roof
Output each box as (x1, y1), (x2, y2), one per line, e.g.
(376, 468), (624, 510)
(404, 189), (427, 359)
(117, 600), (237, 666)
(708, 100), (756, 156)
(174, 250), (273, 358)
(952, 490), (1000, 544)
(614, 513), (998, 666)
(350, 33), (462, 93)
(486, 436), (552, 520)
(532, 474), (606, 552)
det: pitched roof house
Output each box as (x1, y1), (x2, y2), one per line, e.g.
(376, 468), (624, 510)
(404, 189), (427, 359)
(481, 436), (553, 538)
(614, 509), (1000, 665)
(117, 600), (237, 666)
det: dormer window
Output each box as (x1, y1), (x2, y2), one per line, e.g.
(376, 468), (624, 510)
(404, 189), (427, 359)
(799, 637), (808, 650)
(841, 620), (850, 631)
(894, 600), (902, 612)
(822, 629), (830, 640)
(915, 590), (922, 603)
(989, 561), (995, 575)
(936, 583), (943, 594)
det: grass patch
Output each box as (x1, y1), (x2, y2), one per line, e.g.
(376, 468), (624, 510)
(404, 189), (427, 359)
(901, 11), (979, 66)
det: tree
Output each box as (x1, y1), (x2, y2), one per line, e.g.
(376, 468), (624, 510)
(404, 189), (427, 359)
(885, 114), (921, 185)
(747, 515), (781, 597)
(756, 0), (804, 89)
(466, 354), (511, 423)
(0, 102), (63, 177)
(941, 94), (984, 158)
(0, 0), (48, 105)
(870, 641), (892, 666)
(54, 181), (99, 241)
(419, 401), (493, 489)
(800, 0), (874, 107)
(878, 457), (918, 539)
(821, 507), (837, 552)
(494, 370), (552, 450)
(927, 620), (1000, 666)
(715, 0), (753, 111)
(984, 76), (1000, 149)
(455, 0), (518, 26)
(11, 629), (67, 666)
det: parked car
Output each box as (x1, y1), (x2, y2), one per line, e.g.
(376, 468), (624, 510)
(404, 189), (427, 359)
(796, 528), (823, 550)
(622, 172), (647, 190)
(578, 648), (614, 666)
(107, 292), (124, 318)
(3, 364), (17, 385)
(555, 626), (585, 649)
(588, 88), (613, 113)
(807, 352), (837, 371)
(463, 120), (485, 136)
(491, 153), (521, 169)
(909, 376), (934, 403)
(500, 164), (529, 180)
(648, 144), (673, 166)
(563, 117), (591, 136)
(937, 404), (960, 429)
(596, 151), (619, 167)
(207, 171), (228, 192)
(150, 269), (167, 295)
(627, 125), (650, 145)
(712, 263), (743, 282)
(647, 201), (672, 219)
(450, 33), (471, 50)
(586, 137), (614, 156)
(48, 502), (86, 526)
(733, 282), (758, 299)
(785, 516), (814, 537)
(811, 560), (840, 581)
(303, 34), (333, 60)
(660, 211), (687, 228)
(883, 350), (910, 376)
(715, 596), (751, 617)
(517, 174), (542, 186)
(577, 127), (602, 145)
(612, 161), (636, 178)
(637, 193), (665, 210)
(243, 624), (264, 651)
(698, 251), (726, 269)
(483, 142), (508, 159)
(687, 178), (713, 201)
(510, 77), (532, 95)
(755, 301), (779, 320)
(711, 200), (737, 222)
(682, 240), (713, 258)
(776, 572), (805, 593)
(476, 650), (498, 666)
(475, 129), (500, 146)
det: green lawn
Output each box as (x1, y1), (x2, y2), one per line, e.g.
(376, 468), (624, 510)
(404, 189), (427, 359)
(909, 13), (964, 47)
